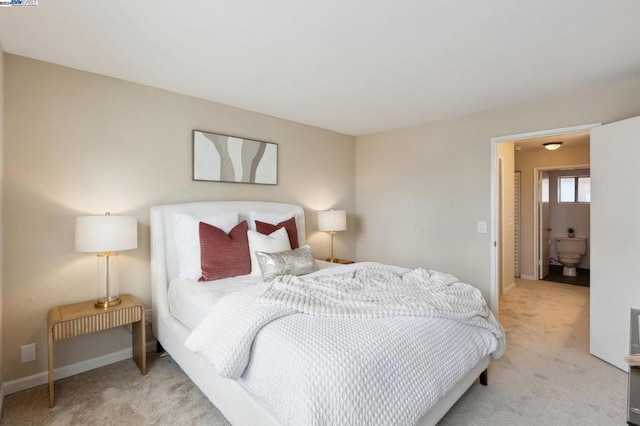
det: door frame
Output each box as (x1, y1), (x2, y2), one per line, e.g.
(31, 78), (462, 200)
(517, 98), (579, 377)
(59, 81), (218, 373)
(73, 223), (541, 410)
(532, 165), (590, 280)
(490, 123), (600, 316)
(537, 169), (551, 280)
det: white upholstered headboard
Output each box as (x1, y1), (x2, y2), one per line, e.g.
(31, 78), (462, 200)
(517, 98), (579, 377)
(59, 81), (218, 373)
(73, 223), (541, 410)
(150, 201), (305, 334)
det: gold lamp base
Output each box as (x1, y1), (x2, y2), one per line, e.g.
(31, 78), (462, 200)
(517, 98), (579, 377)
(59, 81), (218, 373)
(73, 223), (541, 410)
(95, 297), (121, 309)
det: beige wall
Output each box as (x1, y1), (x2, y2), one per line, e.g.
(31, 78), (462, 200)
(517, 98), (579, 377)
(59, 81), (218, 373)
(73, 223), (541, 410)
(2, 54), (356, 382)
(0, 43), (4, 387)
(498, 143), (515, 293)
(356, 77), (640, 303)
(515, 144), (590, 277)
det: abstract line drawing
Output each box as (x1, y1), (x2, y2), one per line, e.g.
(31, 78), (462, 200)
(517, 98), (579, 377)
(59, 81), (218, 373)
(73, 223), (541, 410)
(193, 130), (278, 185)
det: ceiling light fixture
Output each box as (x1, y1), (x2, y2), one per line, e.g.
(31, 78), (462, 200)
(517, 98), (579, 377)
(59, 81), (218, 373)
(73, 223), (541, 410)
(543, 142), (563, 151)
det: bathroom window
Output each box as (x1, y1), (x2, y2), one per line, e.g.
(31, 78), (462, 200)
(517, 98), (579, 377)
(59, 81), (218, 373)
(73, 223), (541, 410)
(558, 176), (590, 203)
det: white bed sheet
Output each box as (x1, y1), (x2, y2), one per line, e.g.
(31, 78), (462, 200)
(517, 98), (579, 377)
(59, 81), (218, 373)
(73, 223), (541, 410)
(168, 260), (337, 330)
(168, 275), (259, 330)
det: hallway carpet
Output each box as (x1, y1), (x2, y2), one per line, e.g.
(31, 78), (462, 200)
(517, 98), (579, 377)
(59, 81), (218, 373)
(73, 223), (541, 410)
(1, 279), (626, 425)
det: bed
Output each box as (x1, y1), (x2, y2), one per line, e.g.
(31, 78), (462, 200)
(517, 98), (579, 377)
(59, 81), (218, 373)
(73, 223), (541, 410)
(150, 201), (503, 425)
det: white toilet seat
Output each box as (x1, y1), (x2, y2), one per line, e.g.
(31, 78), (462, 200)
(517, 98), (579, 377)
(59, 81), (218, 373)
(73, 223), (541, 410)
(555, 238), (586, 277)
(558, 252), (581, 260)
(558, 252), (582, 276)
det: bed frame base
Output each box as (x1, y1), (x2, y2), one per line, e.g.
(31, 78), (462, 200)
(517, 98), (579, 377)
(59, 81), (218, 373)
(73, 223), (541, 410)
(416, 356), (490, 425)
(480, 368), (488, 386)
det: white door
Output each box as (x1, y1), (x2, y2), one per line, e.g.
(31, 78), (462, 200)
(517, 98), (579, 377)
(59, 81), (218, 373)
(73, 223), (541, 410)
(538, 171), (551, 279)
(591, 115), (640, 371)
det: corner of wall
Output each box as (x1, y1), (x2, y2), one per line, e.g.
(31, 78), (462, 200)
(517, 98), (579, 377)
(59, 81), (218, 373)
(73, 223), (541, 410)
(1, 41), (6, 407)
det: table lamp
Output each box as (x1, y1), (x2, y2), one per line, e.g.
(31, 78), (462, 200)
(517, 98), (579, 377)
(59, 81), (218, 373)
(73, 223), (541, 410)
(317, 209), (347, 263)
(76, 213), (138, 308)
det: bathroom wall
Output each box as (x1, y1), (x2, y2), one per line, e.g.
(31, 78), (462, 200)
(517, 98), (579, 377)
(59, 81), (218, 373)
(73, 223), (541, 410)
(548, 168), (590, 268)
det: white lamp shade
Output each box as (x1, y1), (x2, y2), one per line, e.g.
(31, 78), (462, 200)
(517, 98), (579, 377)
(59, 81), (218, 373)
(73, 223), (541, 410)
(75, 215), (138, 253)
(317, 210), (347, 232)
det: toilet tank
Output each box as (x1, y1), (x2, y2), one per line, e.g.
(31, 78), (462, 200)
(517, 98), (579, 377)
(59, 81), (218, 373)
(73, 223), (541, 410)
(556, 237), (587, 255)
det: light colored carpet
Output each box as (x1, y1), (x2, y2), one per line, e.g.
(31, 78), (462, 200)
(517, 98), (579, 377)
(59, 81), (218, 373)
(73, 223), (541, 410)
(1, 279), (627, 425)
(440, 278), (626, 425)
(0, 353), (230, 426)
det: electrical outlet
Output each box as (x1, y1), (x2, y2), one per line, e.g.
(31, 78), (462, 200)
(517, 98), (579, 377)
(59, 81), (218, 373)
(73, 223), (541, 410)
(145, 309), (152, 325)
(21, 343), (36, 363)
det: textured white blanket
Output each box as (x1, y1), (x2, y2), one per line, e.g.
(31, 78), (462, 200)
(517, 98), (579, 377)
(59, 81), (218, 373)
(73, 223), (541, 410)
(185, 263), (505, 425)
(260, 266), (504, 356)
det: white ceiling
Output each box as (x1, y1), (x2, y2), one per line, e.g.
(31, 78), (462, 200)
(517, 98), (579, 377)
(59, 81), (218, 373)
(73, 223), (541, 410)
(1, 1), (639, 136)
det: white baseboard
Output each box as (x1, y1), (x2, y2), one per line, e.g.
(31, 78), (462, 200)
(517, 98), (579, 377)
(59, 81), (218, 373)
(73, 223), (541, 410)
(520, 274), (536, 281)
(503, 282), (516, 293)
(3, 340), (156, 396)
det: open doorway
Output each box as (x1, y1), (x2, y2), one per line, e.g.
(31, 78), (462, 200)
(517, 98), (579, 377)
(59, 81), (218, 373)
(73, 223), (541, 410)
(489, 123), (599, 315)
(532, 165), (590, 286)
(491, 116), (640, 372)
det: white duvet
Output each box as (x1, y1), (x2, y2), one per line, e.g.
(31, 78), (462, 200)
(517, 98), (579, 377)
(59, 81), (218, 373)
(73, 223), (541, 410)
(186, 263), (505, 425)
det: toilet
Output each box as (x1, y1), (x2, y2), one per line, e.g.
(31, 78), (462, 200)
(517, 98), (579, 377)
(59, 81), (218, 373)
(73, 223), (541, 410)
(555, 237), (587, 277)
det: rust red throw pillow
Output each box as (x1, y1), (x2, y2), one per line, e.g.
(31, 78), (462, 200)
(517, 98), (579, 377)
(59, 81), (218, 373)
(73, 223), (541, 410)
(255, 217), (299, 249)
(199, 220), (250, 282)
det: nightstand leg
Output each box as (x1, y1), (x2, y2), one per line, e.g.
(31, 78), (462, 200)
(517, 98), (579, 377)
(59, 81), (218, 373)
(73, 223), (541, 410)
(132, 313), (146, 375)
(48, 331), (54, 408)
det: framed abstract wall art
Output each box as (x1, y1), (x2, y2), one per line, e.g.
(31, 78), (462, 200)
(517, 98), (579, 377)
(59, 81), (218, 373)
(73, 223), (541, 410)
(193, 130), (278, 185)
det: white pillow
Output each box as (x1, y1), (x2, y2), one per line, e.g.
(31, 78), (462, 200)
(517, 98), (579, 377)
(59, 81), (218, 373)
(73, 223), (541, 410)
(248, 211), (296, 231)
(247, 227), (291, 277)
(174, 212), (239, 279)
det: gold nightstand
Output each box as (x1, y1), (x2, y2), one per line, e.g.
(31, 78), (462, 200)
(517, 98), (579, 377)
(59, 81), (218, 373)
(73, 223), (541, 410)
(327, 258), (354, 265)
(47, 294), (146, 407)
